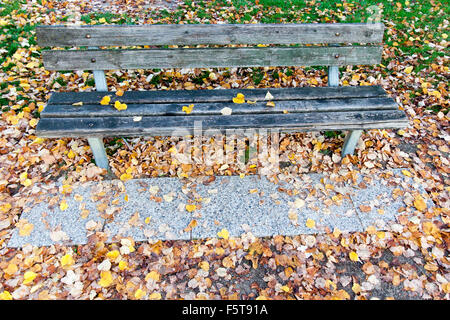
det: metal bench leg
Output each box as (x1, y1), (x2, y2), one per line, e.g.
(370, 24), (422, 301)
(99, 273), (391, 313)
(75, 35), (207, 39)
(342, 130), (363, 156)
(88, 137), (110, 170)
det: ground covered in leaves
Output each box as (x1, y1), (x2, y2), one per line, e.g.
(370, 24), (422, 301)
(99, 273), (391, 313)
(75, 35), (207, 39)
(0, 0), (448, 300)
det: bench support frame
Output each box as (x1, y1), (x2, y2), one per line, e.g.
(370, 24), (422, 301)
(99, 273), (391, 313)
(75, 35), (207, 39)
(328, 64), (362, 156)
(89, 66), (110, 171)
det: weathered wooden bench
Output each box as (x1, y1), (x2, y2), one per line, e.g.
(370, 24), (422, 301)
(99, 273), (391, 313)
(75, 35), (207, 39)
(36, 23), (408, 171)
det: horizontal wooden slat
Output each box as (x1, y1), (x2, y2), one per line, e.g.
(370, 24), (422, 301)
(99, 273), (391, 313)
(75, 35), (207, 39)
(36, 23), (385, 47)
(36, 110), (408, 138)
(42, 46), (382, 70)
(47, 86), (389, 105)
(42, 97), (398, 118)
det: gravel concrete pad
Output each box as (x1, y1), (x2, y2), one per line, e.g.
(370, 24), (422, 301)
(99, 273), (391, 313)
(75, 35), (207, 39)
(7, 169), (431, 247)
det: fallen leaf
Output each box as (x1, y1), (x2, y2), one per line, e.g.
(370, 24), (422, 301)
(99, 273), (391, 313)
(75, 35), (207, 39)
(221, 107), (232, 115)
(100, 96), (111, 105)
(217, 228), (229, 240)
(99, 271), (113, 287)
(305, 218), (315, 229)
(232, 93), (245, 104)
(23, 271), (37, 285)
(182, 104), (194, 114)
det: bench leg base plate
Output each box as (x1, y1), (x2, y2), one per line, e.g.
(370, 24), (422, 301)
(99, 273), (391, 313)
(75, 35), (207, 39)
(342, 130), (363, 157)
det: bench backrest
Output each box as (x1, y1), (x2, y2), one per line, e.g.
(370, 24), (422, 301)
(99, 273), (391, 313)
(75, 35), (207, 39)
(37, 23), (384, 71)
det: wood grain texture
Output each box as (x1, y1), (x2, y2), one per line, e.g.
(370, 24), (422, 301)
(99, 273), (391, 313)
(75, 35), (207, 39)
(36, 23), (385, 47)
(42, 46), (382, 70)
(48, 85), (387, 105)
(36, 110), (408, 138)
(42, 97), (399, 118)
(47, 86), (389, 105)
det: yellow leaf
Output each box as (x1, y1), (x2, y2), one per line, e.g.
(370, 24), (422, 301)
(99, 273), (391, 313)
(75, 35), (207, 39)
(23, 271), (37, 285)
(19, 221), (34, 237)
(106, 250), (120, 260)
(145, 217), (151, 224)
(114, 101), (127, 111)
(305, 218), (315, 229)
(402, 169), (412, 177)
(31, 137), (44, 144)
(60, 254), (74, 268)
(29, 118), (38, 127)
(185, 219), (198, 231)
(217, 228), (229, 240)
(199, 261), (209, 272)
(149, 292), (162, 300)
(134, 289), (146, 299)
(98, 17), (106, 23)
(22, 179), (32, 187)
(115, 89), (124, 96)
(99, 271), (113, 287)
(182, 104), (194, 114)
(20, 172), (28, 180)
(145, 271), (160, 282)
(5, 263), (18, 275)
(349, 251), (359, 262)
(0, 291), (12, 300)
(118, 260), (128, 271)
(120, 173), (133, 182)
(404, 66), (413, 74)
(67, 150), (75, 159)
(100, 96), (111, 105)
(185, 204), (196, 212)
(413, 195), (427, 211)
(60, 200), (68, 211)
(352, 283), (361, 294)
(72, 102), (83, 106)
(266, 101), (275, 107)
(232, 93), (245, 104)
(376, 231), (385, 239)
(280, 285), (290, 293)
(1, 203), (12, 213)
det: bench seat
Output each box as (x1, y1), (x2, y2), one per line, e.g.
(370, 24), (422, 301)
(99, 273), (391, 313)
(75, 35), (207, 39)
(37, 85), (407, 138)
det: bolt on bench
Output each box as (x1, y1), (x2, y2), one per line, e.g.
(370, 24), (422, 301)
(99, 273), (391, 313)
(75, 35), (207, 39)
(36, 23), (408, 171)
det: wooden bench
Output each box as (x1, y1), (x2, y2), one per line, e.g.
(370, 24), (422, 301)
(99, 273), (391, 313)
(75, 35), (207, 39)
(36, 23), (408, 171)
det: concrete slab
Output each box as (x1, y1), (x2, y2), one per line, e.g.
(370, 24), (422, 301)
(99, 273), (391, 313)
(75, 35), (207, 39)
(7, 169), (432, 247)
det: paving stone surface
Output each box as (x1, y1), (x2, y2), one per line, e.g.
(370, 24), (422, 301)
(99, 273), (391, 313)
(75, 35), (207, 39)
(7, 169), (433, 247)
